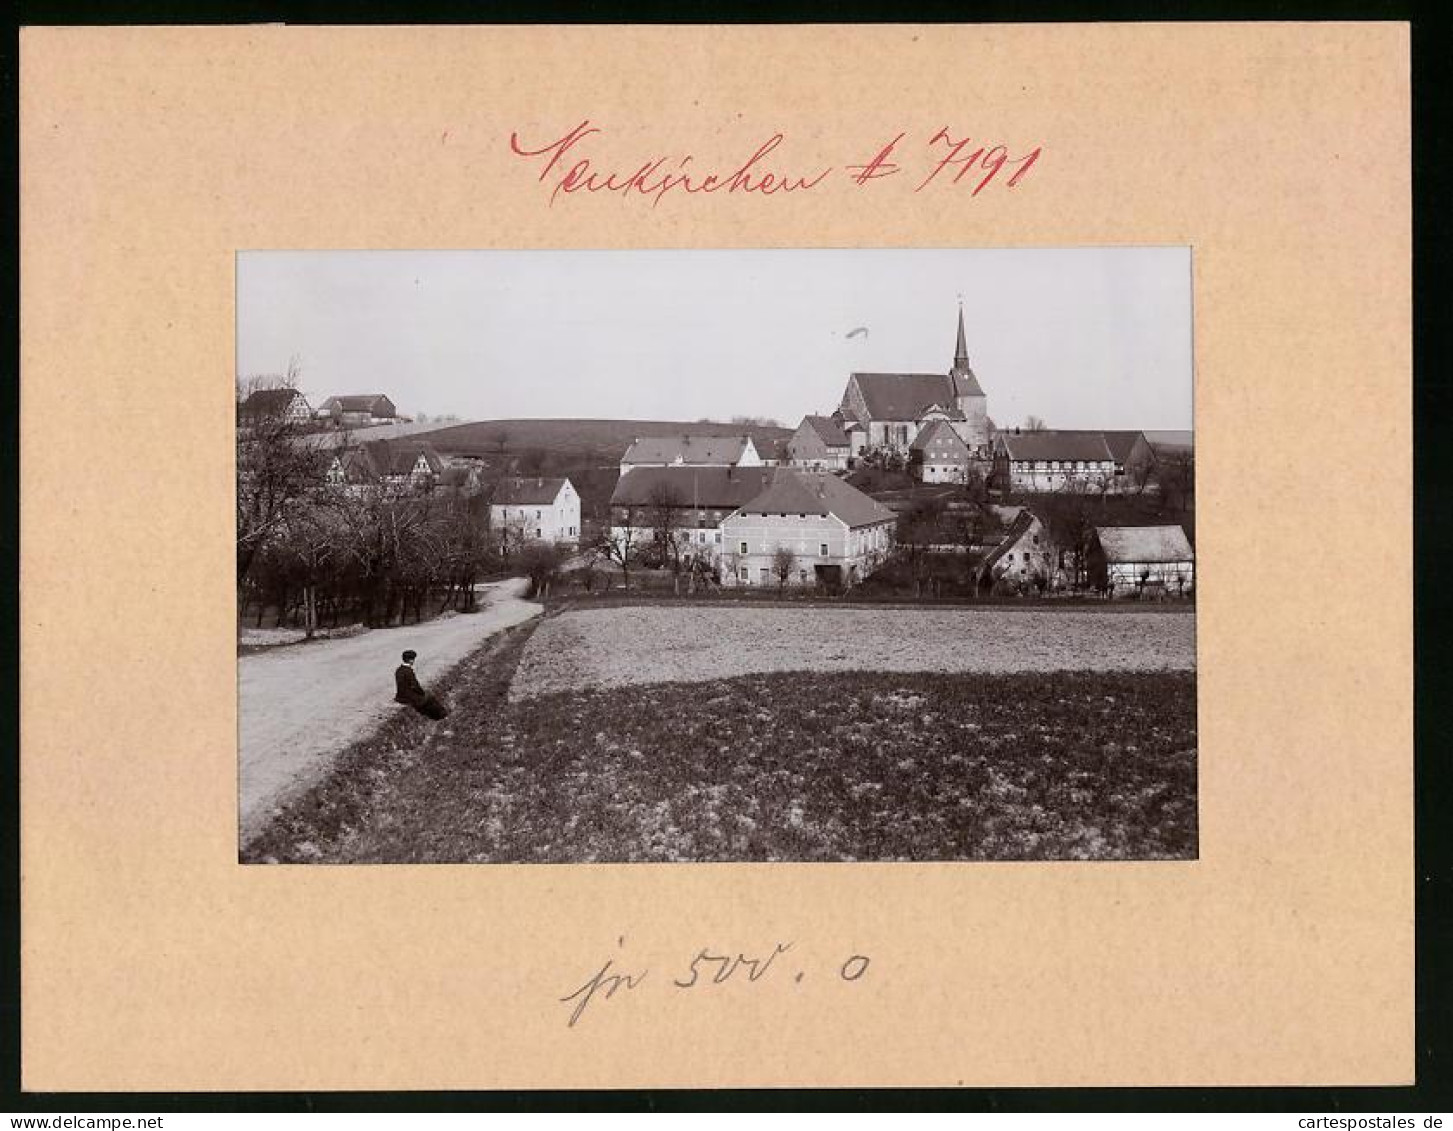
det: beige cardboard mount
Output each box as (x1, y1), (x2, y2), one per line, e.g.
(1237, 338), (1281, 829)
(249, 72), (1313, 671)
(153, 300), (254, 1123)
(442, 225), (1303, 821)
(19, 24), (1411, 1090)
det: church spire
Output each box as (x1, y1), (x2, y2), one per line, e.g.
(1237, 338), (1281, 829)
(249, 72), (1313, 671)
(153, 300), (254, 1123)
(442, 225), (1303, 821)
(953, 300), (970, 371)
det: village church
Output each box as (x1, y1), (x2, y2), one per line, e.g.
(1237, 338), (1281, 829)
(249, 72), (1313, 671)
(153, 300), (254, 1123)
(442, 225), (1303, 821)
(834, 305), (993, 462)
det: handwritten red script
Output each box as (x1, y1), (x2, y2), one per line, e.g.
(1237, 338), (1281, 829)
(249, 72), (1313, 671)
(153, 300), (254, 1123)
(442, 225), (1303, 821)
(508, 121), (1042, 207)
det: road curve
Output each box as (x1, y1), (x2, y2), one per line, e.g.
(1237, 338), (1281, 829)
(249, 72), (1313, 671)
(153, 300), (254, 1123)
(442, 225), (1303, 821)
(238, 578), (540, 846)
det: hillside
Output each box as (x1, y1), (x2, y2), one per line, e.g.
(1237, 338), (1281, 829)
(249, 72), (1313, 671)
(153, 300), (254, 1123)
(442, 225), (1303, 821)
(405, 418), (792, 523)
(416, 418), (793, 463)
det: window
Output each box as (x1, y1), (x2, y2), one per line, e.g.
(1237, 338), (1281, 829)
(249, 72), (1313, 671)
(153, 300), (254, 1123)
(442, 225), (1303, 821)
(739, 566), (749, 581)
(759, 567), (769, 582)
(819, 543), (828, 557)
(715, 532), (721, 544)
(535, 510), (541, 519)
(799, 569), (808, 582)
(739, 541), (748, 554)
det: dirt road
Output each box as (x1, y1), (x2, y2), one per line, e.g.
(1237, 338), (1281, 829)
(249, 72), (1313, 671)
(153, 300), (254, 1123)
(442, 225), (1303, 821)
(239, 578), (540, 845)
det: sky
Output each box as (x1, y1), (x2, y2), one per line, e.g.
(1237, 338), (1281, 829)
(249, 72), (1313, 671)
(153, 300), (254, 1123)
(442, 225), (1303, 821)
(236, 248), (1193, 430)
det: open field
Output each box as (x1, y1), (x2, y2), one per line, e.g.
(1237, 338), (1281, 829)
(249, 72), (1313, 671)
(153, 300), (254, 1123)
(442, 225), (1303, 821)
(509, 606), (1195, 701)
(243, 632), (1196, 864)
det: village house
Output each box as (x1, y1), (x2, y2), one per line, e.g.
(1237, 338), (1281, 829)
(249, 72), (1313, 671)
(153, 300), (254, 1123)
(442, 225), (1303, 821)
(719, 470), (897, 589)
(619, 434), (763, 476)
(1087, 525), (1195, 597)
(909, 418), (972, 483)
(786, 414), (852, 470)
(990, 429), (1156, 494)
(316, 393), (398, 427)
(753, 436), (791, 467)
(608, 465), (775, 561)
(326, 438), (446, 493)
(490, 476), (581, 548)
(240, 387), (312, 426)
(836, 306), (993, 460)
(976, 507), (1065, 593)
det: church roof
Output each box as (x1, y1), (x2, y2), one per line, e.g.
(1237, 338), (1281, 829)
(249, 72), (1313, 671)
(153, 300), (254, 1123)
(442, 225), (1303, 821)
(850, 372), (958, 422)
(734, 470), (897, 529)
(622, 434), (753, 466)
(950, 366), (986, 398)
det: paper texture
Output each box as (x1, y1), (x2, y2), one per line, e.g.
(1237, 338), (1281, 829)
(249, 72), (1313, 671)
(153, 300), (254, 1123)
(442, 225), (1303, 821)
(19, 23), (1411, 1090)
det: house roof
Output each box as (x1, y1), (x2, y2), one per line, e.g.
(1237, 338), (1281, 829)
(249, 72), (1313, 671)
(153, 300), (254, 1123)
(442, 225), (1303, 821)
(622, 434), (753, 466)
(1095, 525), (1194, 564)
(325, 394), (395, 413)
(610, 465), (775, 510)
(348, 439), (445, 479)
(755, 436), (791, 462)
(849, 372), (960, 422)
(492, 476), (569, 505)
(1101, 430), (1149, 463)
(438, 465), (479, 489)
(241, 388), (307, 415)
(910, 419), (970, 454)
(734, 470), (897, 529)
(979, 509), (1039, 574)
(802, 414), (850, 447)
(997, 430), (1116, 462)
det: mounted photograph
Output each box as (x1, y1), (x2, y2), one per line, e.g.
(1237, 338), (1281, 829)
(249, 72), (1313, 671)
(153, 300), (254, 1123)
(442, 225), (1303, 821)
(236, 247), (1196, 864)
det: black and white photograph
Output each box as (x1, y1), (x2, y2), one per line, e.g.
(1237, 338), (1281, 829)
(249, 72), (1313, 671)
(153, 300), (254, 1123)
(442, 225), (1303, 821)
(236, 248), (1196, 864)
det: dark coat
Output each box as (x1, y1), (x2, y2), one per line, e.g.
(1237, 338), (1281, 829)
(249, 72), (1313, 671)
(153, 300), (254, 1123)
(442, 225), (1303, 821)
(395, 663), (427, 707)
(395, 663), (449, 720)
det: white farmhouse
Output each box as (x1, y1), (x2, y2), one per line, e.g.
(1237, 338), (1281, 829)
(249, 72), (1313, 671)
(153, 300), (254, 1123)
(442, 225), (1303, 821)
(490, 476), (581, 548)
(990, 429), (1157, 494)
(1088, 525), (1195, 597)
(720, 470), (896, 589)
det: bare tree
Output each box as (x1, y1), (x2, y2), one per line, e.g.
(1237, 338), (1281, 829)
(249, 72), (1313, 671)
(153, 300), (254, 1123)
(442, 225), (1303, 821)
(895, 498), (944, 597)
(1038, 479), (1103, 590)
(1024, 415), (1047, 432)
(236, 363), (332, 585)
(730, 414), (782, 427)
(1156, 452), (1195, 513)
(770, 544), (797, 593)
(645, 482), (688, 593)
(592, 503), (643, 589)
(516, 540), (563, 599)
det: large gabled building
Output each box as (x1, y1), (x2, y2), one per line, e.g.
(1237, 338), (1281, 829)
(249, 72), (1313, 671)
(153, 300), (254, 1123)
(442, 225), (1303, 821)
(721, 469), (897, 588)
(836, 306), (991, 459)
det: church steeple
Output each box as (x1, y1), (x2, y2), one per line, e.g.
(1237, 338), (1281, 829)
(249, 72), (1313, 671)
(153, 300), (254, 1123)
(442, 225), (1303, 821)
(953, 301), (970, 373)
